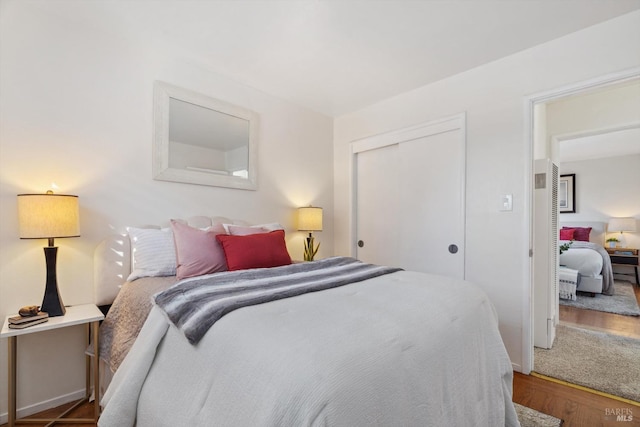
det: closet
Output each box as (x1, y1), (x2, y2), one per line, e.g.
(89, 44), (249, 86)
(353, 114), (466, 279)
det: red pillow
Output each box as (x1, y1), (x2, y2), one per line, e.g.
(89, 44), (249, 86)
(562, 226), (591, 242)
(559, 228), (575, 240)
(216, 230), (292, 271)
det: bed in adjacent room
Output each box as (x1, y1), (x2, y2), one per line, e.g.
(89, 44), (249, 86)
(93, 216), (519, 427)
(559, 222), (614, 298)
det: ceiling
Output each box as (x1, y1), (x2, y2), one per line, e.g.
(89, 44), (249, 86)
(25, 0), (640, 117)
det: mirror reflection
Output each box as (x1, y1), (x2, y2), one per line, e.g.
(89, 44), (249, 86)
(153, 82), (258, 190)
(168, 98), (250, 178)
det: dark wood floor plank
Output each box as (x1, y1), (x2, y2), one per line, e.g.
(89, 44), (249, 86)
(559, 283), (640, 339)
(0, 399), (97, 427)
(514, 372), (640, 427)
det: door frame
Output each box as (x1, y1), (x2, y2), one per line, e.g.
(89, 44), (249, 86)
(349, 112), (467, 273)
(522, 67), (640, 374)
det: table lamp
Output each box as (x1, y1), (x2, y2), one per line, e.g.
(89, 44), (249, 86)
(608, 217), (637, 248)
(298, 206), (322, 261)
(18, 191), (80, 317)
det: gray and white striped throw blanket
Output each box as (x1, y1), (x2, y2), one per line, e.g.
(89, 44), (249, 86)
(154, 256), (403, 344)
(559, 266), (579, 301)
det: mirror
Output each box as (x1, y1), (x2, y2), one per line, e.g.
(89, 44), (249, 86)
(153, 81), (259, 190)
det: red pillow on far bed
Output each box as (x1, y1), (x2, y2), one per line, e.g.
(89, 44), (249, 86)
(559, 228), (575, 240)
(216, 230), (292, 271)
(562, 226), (591, 242)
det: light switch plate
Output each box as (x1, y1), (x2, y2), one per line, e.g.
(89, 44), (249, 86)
(500, 194), (513, 211)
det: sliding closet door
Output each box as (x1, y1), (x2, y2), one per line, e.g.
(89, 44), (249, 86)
(354, 115), (466, 279)
(355, 144), (402, 268)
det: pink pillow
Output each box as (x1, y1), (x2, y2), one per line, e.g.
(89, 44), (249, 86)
(227, 225), (268, 236)
(216, 230), (292, 271)
(562, 226), (591, 242)
(171, 220), (228, 280)
(559, 228), (575, 240)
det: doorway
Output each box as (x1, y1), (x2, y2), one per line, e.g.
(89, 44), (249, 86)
(526, 69), (640, 375)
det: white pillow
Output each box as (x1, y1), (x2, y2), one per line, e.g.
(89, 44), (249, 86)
(222, 223), (284, 233)
(256, 222), (285, 231)
(127, 227), (176, 281)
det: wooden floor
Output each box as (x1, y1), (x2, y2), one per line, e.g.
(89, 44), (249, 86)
(3, 284), (639, 427)
(514, 372), (639, 427)
(0, 399), (97, 427)
(558, 282), (640, 339)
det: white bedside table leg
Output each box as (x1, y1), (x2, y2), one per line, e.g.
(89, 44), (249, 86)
(8, 336), (16, 427)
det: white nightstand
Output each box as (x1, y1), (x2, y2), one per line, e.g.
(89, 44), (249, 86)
(0, 304), (104, 427)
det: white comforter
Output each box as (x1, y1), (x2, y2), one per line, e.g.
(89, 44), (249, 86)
(559, 247), (603, 277)
(99, 270), (518, 427)
(558, 241), (614, 295)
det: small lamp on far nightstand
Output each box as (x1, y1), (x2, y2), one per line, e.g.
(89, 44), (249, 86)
(17, 191), (80, 317)
(298, 206), (322, 261)
(608, 217), (637, 248)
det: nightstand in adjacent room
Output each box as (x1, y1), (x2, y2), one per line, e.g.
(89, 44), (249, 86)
(0, 304), (104, 427)
(606, 247), (639, 285)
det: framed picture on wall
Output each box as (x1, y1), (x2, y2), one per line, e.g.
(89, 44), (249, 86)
(559, 174), (576, 213)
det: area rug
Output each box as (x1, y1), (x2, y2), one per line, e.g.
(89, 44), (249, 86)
(514, 403), (562, 427)
(534, 324), (640, 402)
(559, 281), (640, 316)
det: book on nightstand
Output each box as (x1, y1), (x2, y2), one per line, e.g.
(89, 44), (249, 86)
(8, 317), (49, 329)
(8, 311), (49, 328)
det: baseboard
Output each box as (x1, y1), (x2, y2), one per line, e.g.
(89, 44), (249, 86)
(0, 388), (85, 424)
(512, 362), (523, 373)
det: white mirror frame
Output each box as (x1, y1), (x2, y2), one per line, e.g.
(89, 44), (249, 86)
(153, 81), (259, 190)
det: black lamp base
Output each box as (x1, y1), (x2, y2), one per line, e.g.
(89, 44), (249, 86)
(41, 246), (66, 317)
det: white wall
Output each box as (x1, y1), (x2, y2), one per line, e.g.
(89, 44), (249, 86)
(560, 154), (640, 252)
(547, 81), (640, 139)
(0, 2), (333, 419)
(543, 80), (640, 164)
(334, 11), (640, 371)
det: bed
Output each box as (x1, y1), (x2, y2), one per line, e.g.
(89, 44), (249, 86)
(559, 222), (614, 297)
(93, 216), (519, 427)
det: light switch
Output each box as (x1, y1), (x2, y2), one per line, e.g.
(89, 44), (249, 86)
(500, 194), (513, 211)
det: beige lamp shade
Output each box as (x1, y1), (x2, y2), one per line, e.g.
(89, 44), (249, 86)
(298, 206), (323, 232)
(18, 193), (80, 239)
(608, 217), (637, 233)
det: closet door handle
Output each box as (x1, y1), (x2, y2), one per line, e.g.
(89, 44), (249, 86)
(358, 240), (365, 248)
(448, 244), (458, 254)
